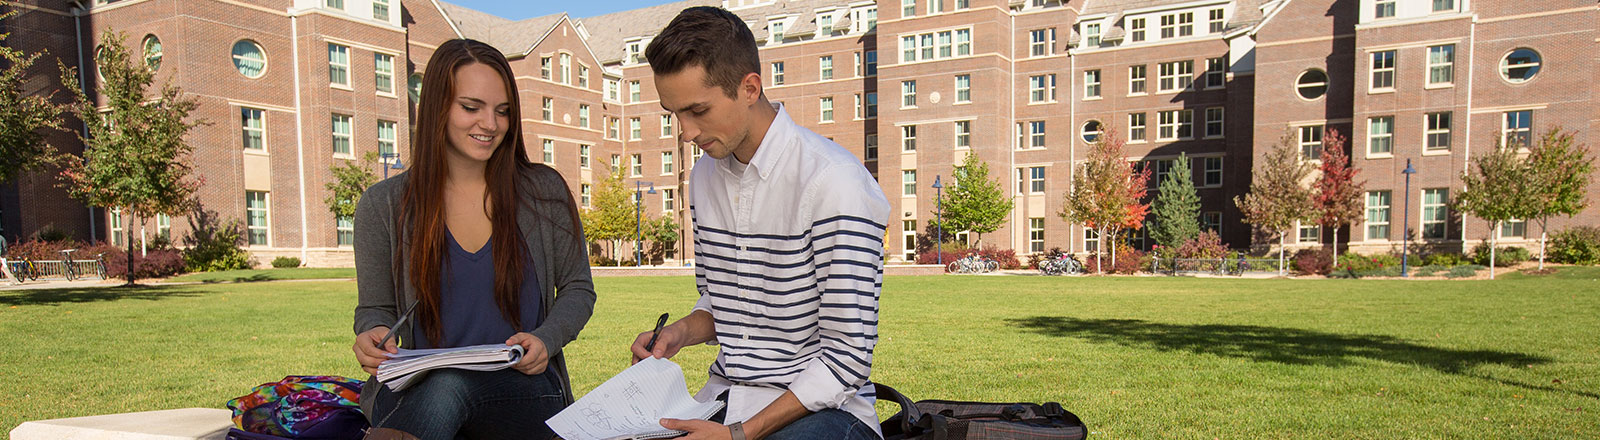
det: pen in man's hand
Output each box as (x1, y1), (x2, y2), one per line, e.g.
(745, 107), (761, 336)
(644, 312), (669, 353)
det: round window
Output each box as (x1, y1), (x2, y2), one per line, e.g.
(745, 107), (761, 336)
(1081, 120), (1102, 144)
(142, 34), (162, 72)
(231, 40), (266, 79)
(1499, 48), (1541, 84)
(1296, 69), (1327, 100)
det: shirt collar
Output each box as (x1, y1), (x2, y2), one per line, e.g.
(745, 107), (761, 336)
(721, 103), (792, 181)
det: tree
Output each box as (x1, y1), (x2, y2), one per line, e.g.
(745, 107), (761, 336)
(1234, 130), (1315, 276)
(936, 152), (1012, 247)
(1060, 129), (1150, 271)
(642, 214), (681, 263)
(56, 30), (202, 285)
(324, 151), (380, 222)
(0, 2), (66, 235)
(580, 168), (636, 260)
(1311, 129), (1364, 258)
(1525, 127), (1594, 270)
(1150, 153), (1200, 250)
(1454, 142), (1535, 279)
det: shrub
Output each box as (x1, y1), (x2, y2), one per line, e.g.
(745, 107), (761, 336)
(1025, 247), (1068, 269)
(30, 224), (73, 243)
(271, 256), (302, 268)
(182, 205), (253, 272)
(1446, 265), (1485, 278)
(1420, 252), (1467, 267)
(1176, 231), (1228, 260)
(1470, 242), (1530, 267)
(1549, 226), (1600, 265)
(1082, 245), (1147, 274)
(978, 245), (1022, 270)
(588, 254), (619, 267)
(915, 242), (972, 265)
(1412, 265), (1448, 277)
(103, 248), (186, 279)
(1292, 249), (1334, 275)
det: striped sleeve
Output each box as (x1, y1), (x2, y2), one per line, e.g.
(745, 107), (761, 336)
(788, 164), (890, 412)
(690, 204), (715, 315)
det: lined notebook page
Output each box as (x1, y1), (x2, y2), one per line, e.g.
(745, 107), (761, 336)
(546, 357), (724, 440)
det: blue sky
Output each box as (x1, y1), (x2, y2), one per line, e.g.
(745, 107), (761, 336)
(442, 0), (679, 21)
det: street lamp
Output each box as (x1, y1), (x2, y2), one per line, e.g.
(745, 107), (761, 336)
(634, 181), (656, 266)
(380, 152), (405, 178)
(931, 175), (944, 266)
(1401, 159), (1417, 277)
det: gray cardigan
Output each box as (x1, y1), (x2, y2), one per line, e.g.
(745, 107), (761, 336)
(352, 162), (596, 410)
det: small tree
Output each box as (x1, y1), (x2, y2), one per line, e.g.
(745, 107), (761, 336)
(1311, 129), (1364, 258)
(1235, 130), (1315, 276)
(57, 30), (202, 285)
(0, 2), (66, 234)
(324, 151), (381, 224)
(1525, 128), (1594, 270)
(580, 168), (636, 260)
(1454, 142), (1535, 279)
(642, 214), (681, 263)
(937, 152), (1013, 247)
(1060, 129), (1150, 271)
(1150, 153), (1201, 250)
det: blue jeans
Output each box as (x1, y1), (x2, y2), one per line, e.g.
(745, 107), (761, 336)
(709, 394), (880, 440)
(367, 368), (564, 440)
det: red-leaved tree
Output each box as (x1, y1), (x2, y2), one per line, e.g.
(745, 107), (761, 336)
(1312, 129), (1364, 258)
(1060, 129), (1151, 271)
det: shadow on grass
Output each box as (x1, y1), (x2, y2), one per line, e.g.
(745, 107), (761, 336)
(0, 285), (204, 306)
(1010, 316), (1598, 400)
(190, 274), (275, 284)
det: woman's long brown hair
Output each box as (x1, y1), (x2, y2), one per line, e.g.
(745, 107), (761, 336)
(402, 39), (530, 347)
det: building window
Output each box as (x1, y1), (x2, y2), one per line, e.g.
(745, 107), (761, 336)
(1157, 110), (1193, 141)
(540, 56), (551, 79)
(854, 94), (862, 119)
(142, 34), (162, 71)
(579, 144), (590, 168)
(377, 120), (396, 156)
(920, 33), (933, 60)
(1366, 116), (1393, 155)
(903, 220), (917, 261)
(1203, 157), (1223, 186)
(771, 62), (784, 85)
(542, 139), (555, 163)
(627, 41), (644, 64)
(541, 97), (553, 121)
(109, 208), (124, 246)
(1028, 121), (1046, 148)
(337, 214), (355, 246)
(1084, 23), (1101, 47)
(1428, 45), (1454, 85)
(1299, 224), (1321, 243)
(1129, 65), (1147, 95)
(1159, 12), (1193, 39)
(1502, 219), (1526, 238)
(372, 0), (389, 20)
(954, 120), (971, 148)
(1129, 112), (1147, 142)
(662, 152), (674, 174)
(928, 0), (942, 14)
(902, 0), (915, 17)
(1129, 18), (1146, 42)
(955, 74), (971, 103)
(1029, 218), (1045, 253)
(1029, 166), (1045, 193)
(1375, 0), (1395, 18)
(902, 35), (916, 62)
(866, 50), (878, 75)
(1081, 120), (1101, 144)
(330, 114), (351, 155)
(607, 118), (620, 140)
(865, 92), (878, 118)
(1426, 112), (1452, 150)
(1158, 61), (1193, 92)
(1432, 0), (1454, 12)
(605, 78), (619, 102)
(1297, 68), (1328, 100)
(155, 213), (171, 241)
(1366, 190), (1391, 240)
(1029, 28), (1054, 57)
(408, 73), (422, 101)
(628, 117), (642, 140)
(1028, 74), (1055, 102)
(902, 125), (917, 151)
(1151, 159), (1175, 187)
(819, 55), (834, 80)
(373, 53), (394, 94)
(902, 170), (917, 196)
(820, 97), (834, 122)
(937, 30), (953, 58)
(1202, 212), (1221, 233)
(577, 65), (589, 88)
(1083, 70), (1101, 98)
(956, 29), (971, 56)
(1500, 48), (1541, 84)
(661, 188), (676, 212)
(241, 108), (265, 150)
(1204, 57), (1226, 89)
(769, 20), (784, 43)
(819, 13), (834, 35)
(611, 155), (621, 172)
(1422, 188), (1449, 239)
(1371, 50), (1395, 90)
(1208, 8), (1224, 33)
(1503, 110), (1532, 148)
(232, 40), (266, 78)
(627, 80), (641, 103)
(1204, 107), (1224, 138)
(325, 0), (343, 9)
(901, 80), (917, 107)
(327, 43), (348, 86)
(661, 114), (674, 138)
(578, 104), (589, 128)
(1299, 125), (1324, 160)
(865, 134), (878, 160)
(559, 53), (571, 84)
(246, 191), (270, 245)
(573, 183), (590, 209)
(1084, 229), (1099, 252)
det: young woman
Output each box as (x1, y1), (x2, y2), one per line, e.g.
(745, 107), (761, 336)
(350, 39), (595, 440)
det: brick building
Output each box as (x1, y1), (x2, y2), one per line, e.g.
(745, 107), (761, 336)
(3, 0), (1596, 266)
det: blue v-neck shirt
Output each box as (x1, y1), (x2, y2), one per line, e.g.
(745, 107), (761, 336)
(413, 232), (542, 349)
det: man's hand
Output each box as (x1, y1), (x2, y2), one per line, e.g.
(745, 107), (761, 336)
(659, 419), (732, 440)
(506, 332), (551, 375)
(353, 326), (396, 375)
(629, 323), (688, 364)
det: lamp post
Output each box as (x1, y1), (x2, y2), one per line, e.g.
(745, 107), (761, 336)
(1401, 159), (1417, 277)
(379, 152), (405, 178)
(634, 181), (656, 266)
(931, 175), (944, 266)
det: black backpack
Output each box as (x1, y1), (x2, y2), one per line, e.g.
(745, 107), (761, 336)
(877, 383), (1088, 440)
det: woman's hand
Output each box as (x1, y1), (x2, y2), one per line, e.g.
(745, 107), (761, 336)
(506, 332), (550, 375)
(353, 326), (396, 375)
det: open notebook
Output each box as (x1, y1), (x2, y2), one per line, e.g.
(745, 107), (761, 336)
(376, 344), (524, 391)
(546, 357), (725, 440)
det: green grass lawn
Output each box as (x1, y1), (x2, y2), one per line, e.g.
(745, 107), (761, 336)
(164, 267), (357, 283)
(3, 269), (1598, 438)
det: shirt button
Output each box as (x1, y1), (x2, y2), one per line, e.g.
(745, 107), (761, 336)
(743, 334), (749, 340)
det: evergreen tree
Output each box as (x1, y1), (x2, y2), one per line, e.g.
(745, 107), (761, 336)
(938, 152), (1012, 246)
(1235, 130), (1315, 276)
(1151, 153), (1200, 249)
(1525, 127), (1594, 270)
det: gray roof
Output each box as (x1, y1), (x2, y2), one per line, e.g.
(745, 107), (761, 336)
(437, 2), (565, 56)
(577, 0), (720, 65)
(1082, 0), (1276, 38)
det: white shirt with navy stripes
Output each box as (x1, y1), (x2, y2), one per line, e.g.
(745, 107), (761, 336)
(687, 104), (889, 434)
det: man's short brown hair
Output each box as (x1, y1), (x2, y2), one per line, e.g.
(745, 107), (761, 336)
(645, 6), (760, 98)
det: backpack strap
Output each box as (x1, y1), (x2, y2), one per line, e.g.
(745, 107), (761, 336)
(876, 383), (953, 439)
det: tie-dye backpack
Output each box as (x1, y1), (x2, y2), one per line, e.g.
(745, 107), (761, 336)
(225, 375), (369, 439)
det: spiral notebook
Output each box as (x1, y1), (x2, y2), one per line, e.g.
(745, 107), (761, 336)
(376, 344), (525, 391)
(545, 357), (725, 440)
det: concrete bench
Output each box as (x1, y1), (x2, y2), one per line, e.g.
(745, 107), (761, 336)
(9, 408), (233, 440)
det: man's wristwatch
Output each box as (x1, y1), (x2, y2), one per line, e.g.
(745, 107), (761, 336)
(728, 421), (747, 440)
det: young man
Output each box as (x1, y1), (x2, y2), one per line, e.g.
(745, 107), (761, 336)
(628, 6), (889, 440)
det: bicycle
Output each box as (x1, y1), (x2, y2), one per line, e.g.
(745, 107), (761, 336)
(95, 253), (108, 279)
(60, 249), (79, 281)
(1038, 254), (1083, 276)
(947, 255), (999, 274)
